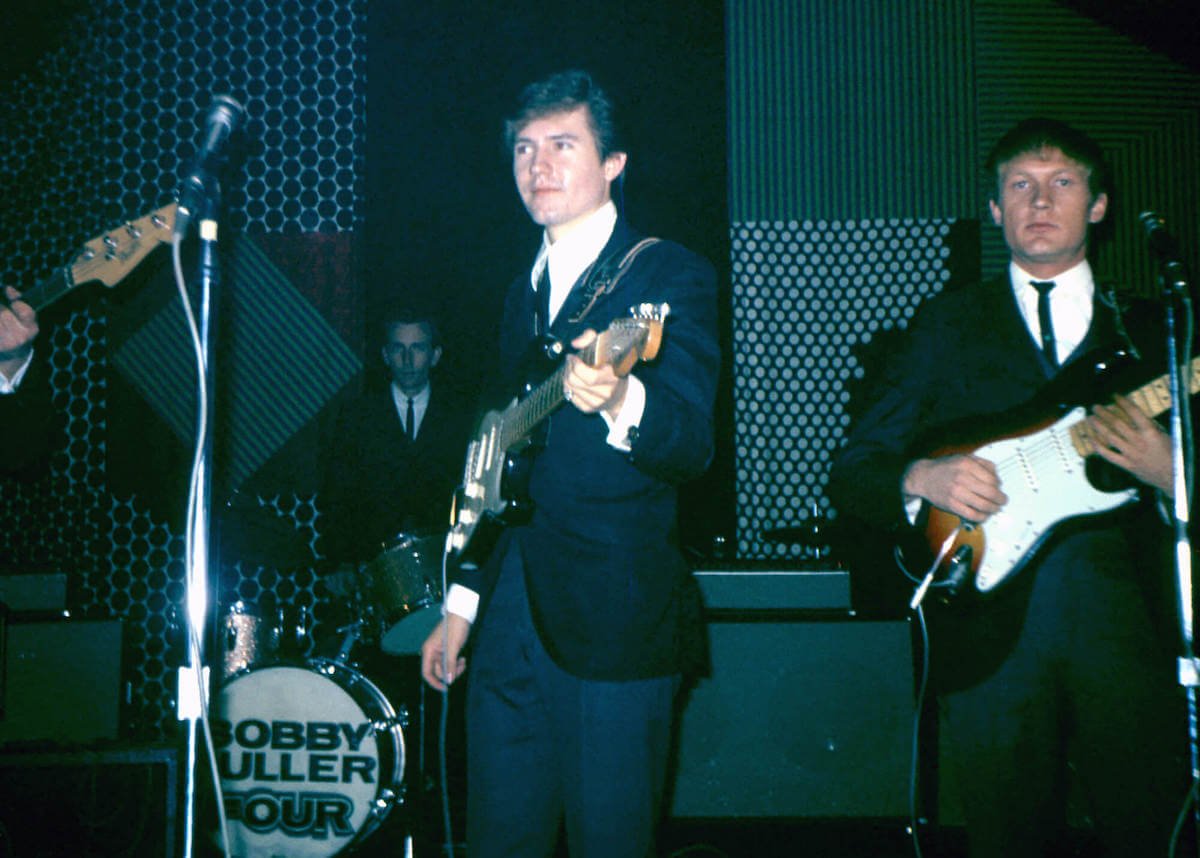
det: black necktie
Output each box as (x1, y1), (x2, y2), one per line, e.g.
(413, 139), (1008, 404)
(535, 265), (550, 335)
(1031, 280), (1058, 368)
(405, 397), (416, 442)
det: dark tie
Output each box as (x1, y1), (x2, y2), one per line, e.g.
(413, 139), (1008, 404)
(535, 265), (550, 335)
(405, 397), (416, 442)
(1031, 280), (1058, 368)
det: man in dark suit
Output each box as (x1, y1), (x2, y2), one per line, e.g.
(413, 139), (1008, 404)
(420, 70), (720, 857)
(829, 118), (1188, 856)
(0, 286), (54, 476)
(321, 309), (469, 566)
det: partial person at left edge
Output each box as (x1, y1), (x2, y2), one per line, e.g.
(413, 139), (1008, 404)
(0, 285), (55, 478)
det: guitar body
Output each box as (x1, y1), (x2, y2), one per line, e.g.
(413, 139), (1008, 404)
(914, 346), (1190, 600)
(921, 406), (1138, 596)
(446, 306), (668, 569)
(451, 399), (539, 570)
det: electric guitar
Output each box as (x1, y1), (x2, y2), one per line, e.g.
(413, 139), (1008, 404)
(915, 349), (1200, 599)
(447, 303), (669, 569)
(6, 204), (176, 314)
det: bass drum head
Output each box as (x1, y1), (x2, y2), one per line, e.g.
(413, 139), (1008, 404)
(215, 660), (405, 857)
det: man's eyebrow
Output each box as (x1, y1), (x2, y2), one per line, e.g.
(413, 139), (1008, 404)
(515, 131), (580, 145)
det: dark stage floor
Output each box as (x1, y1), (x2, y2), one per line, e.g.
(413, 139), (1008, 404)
(361, 818), (965, 858)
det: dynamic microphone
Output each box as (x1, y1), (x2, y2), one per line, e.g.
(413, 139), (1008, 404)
(1138, 210), (1189, 284)
(174, 95), (245, 239)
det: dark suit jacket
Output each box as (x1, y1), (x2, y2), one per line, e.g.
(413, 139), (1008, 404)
(0, 353), (56, 479)
(459, 218), (721, 680)
(829, 271), (1182, 687)
(320, 383), (471, 565)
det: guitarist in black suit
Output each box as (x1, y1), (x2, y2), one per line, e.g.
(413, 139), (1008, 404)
(830, 118), (1189, 856)
(0, 286), (54, 477)
(420, 70), (719, 858)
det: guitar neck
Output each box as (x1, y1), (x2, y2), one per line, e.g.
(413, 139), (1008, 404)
(13, 266), (76, 314)
(1069, 354), (1200, 455)
(498, 338), (602, 451)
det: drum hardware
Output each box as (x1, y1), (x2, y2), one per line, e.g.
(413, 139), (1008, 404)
(762, 503), (842, 561)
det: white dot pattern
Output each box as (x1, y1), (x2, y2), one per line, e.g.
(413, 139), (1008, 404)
(732, 219), (953, 558)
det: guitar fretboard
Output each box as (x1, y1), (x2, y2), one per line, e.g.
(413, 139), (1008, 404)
(1069, 355), (1200, 455)
(497, 339), (601, 451)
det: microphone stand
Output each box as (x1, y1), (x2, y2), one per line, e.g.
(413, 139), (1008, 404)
(1161, 260), (1199, 855)
(179, 179), (224, 858)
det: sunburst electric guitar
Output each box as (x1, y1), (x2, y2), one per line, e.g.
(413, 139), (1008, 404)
(7, 204), (176, 314)
(447, 303), (669, 569)
(916, 350), (1200, 599)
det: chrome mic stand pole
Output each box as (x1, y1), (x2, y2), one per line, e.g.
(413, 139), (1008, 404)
(1161, 264), (1198, 856)
(178, 180), (223, 858)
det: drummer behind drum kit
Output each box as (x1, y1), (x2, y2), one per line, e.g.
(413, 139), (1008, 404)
(213, 531), (448, 857)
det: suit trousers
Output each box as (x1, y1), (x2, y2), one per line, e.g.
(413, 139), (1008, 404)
(938, 531), (1187, 857)
(465, 539), (680, 858)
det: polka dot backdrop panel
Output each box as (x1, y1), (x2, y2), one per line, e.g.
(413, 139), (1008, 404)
(732, 218), (954, 560)
(103, 0), (365, 235)
(0, 1), (366, 743)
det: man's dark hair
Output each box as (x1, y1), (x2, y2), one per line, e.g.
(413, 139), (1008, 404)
(985, 117), (1111, 202)
(380, 309), (440, 350)
(503, 69), (624, 161)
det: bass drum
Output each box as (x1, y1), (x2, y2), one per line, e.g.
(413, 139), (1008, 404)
(214, 659), (406, 857)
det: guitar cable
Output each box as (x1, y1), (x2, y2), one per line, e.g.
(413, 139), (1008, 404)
(897, 527), (963, 858)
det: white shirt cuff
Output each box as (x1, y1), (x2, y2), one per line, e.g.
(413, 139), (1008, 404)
(444, 583), (479, 624)
(602, 375), (645, 451)
(0, 349), (34, 394)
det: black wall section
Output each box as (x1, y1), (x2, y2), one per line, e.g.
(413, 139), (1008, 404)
(364, 1), (734, 556)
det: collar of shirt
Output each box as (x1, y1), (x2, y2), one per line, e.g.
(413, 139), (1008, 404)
(0, 348), (35, 394)
(1009, 259), (1094, 365)
(391, 382), (432, 433)
(529, 200), (618, 325)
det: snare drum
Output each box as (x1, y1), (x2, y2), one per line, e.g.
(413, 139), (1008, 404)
(215, 659), (406, 857)
(220, 601), (280, 677)
(362, 533), (445, 654)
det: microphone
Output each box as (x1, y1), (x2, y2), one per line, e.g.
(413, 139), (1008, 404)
(174, 95), (245, 239)
(1138, 210), (1189, 284)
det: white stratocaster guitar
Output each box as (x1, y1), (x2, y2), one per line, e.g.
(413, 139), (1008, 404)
(448, 303), (669, 569)
(919, 352), (1200, 597)
(10, 204), (176, 314)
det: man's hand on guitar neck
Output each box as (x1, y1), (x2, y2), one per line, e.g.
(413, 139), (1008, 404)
(903, 454), (1008, 523)
(1083, 394), (1174, 495)
(563, 328), (629, 420)
(0, 286), (38, 382)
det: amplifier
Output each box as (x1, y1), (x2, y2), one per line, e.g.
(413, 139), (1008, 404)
(692, 567), (851, 612)
(0, 618), (123, 746)
(0, 572), (68, 613)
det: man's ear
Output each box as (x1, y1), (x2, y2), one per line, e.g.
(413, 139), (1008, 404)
(604, 151), (627, 183)
(431, 345), (443, 369)
(988, 198), (1003, 227)
(1088, 192), (1109, 224)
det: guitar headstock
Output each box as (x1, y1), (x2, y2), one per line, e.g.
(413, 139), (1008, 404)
(68, 203), (177, 288)
(593, 302), (670, 376)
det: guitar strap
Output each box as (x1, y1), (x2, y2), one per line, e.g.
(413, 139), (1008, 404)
(1095, 280), (1141, 360)
(565, 236), (662, 326)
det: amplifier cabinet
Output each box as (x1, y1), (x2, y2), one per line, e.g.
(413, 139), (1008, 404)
(671, 570), (914, 819)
